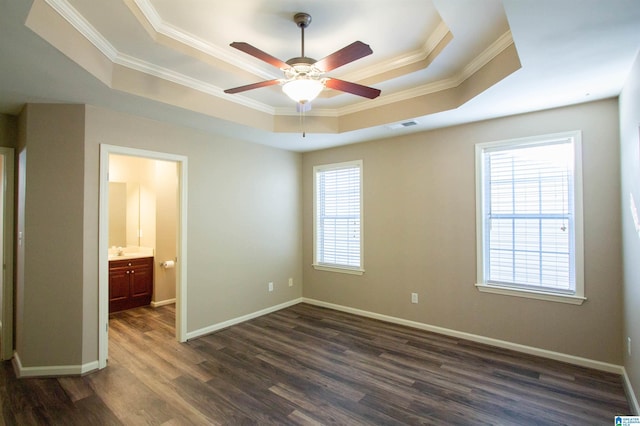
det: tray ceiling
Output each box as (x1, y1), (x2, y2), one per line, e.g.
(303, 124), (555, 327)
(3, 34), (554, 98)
(2, 0), (640, 151)
(25, 0), (519, 135)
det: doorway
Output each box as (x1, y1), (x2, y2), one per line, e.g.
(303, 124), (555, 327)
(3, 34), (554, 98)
(0, 147), (14, 361)
(98, 145), (188, 369)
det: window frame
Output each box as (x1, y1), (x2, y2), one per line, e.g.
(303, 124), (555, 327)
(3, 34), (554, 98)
(475, 131), (585, 305)
(313, 160), (364, 275)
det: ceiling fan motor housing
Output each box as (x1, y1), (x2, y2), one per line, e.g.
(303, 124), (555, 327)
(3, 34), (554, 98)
(294, 13), (312, 29)
(285, 57), (322, 78)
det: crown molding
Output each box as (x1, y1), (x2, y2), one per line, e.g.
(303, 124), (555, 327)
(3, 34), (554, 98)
(39, 0), (516, 122)
(129, 0), (454, 89)
(44, 0), (118, 60)
(43, 0), (276, 114)
(339, 20), (452, 83)
(114, 54), (275, 114)
(132, 0), (162, 29)
(131, 0), (278, 81)
(459, 30), (514, 82)
(336, 30), (514, 116)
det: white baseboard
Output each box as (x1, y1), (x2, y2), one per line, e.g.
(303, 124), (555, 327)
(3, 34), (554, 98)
(151, 298), (176, 308)
(302, 298), (625, 375)
(12, 297), (629, 384)
(11, 298), (303, 377)
(12, 351), (99, 378)
(623, 368), (640, 414)
(185, 297), (304, 341)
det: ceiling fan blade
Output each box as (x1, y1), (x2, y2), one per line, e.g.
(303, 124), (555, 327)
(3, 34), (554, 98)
(314, 41), (373, 72)
(224, 79), (281, 94)
(325, 78), (381, 99)
(230, 42), (290, 69)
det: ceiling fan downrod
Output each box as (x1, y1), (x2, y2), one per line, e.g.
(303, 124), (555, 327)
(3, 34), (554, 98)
(294, 13), (312, 58)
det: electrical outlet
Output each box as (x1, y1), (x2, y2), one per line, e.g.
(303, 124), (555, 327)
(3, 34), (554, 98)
(628, 337), (632, 356)
(268, 282), (274, 292)
(288, 278), (293, 287)
(411, 293), (418, 304)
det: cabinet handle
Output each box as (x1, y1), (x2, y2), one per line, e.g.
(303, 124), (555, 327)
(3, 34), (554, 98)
(131, 270), (135, 274)
(126, 271), (130, 274)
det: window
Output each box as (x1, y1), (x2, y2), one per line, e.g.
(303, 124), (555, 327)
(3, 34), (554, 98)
(475, 131), (584, 304)
(313, 160), (363, 275)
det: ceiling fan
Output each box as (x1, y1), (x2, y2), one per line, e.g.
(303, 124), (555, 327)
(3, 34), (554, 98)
(224, 12), (381, 108)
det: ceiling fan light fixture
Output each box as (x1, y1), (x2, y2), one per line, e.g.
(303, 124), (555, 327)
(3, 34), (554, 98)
(282, 78), (324, 104)
(225, 12), (379, 107)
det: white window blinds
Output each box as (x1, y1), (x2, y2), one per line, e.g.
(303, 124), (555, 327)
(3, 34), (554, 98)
(479, 135), (580, 295)
(314, 161), (362, 272)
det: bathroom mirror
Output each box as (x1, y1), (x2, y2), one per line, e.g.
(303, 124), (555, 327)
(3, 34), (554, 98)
(108, 181), (140, 247)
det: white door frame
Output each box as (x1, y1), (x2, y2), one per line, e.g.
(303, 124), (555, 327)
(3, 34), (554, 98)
(98, 144), (188, 369)
(0, 147), (14, 361)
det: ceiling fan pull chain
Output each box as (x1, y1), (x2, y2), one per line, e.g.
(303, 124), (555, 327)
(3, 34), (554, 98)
(299, 103), (306, 137)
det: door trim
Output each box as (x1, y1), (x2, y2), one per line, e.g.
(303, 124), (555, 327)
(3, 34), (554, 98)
(0, 147), (14, 361)
(98, 144), (188, 369)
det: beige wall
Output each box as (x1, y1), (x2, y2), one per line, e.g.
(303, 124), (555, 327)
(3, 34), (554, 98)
(620, 51), (640, 406)
(15, 103), (302, 369)
(154, 159), (178, 304)
(302, 98), (622, 364)
(16, 104), (86, 367)
(12, 97), (625, 370)
(107, 182), (127, 247)
(84, 106), (303, 339)
(0, 114), (17, 148)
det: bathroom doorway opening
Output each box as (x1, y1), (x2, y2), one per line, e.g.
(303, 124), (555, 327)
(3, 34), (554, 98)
(98, 145), (188, 369)
(0, 148), (14, 361)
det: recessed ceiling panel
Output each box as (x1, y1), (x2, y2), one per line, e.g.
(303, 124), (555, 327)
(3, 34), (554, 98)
(28, 0), (520, 134)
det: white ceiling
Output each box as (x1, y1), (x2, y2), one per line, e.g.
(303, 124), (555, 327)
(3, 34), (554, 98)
(1, 0), (639, 152)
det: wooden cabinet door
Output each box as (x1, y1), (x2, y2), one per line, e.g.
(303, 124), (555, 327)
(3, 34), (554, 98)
(109, 265), (132, 312)
(130, 261), (152, 306)
(109, 257), (154, 313)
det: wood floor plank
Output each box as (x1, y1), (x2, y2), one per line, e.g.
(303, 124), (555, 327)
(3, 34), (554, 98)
(57, 376), (95, 403)
(196, 354), (300, 421)
(0, 302), (631, 424)
(255, 351), (367, 402)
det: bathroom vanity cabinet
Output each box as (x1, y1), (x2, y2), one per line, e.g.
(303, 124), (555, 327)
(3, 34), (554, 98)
(109, 256), (153, 313)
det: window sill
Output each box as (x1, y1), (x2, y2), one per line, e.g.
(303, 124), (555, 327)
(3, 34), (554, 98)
(313, 264), (364, 275)
(475, 283), (586, 305)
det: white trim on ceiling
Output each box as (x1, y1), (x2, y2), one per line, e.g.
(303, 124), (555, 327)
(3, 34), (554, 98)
(43, 0), (276, 114)
(131, 0), (278, 81)
(115, 53), (276, 114)
(461, 31), (514, 82)
(295, 32), (515, 117)
(124, 1), (522, 100)
(44, 0), (118, 60)
(339, 20), (452, 83)
(133, 0), (454, 85)
(42, 0), (514, 119)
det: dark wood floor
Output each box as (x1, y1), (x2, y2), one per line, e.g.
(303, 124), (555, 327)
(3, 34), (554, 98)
(0, 303), (631, 425)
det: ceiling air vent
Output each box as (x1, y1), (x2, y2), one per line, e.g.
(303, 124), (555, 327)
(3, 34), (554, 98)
(388, 120), (418, 130)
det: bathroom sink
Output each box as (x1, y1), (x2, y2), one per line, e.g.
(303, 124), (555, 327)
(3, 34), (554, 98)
(108, 253), (152, 260)
(108, 246), (154, 261)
